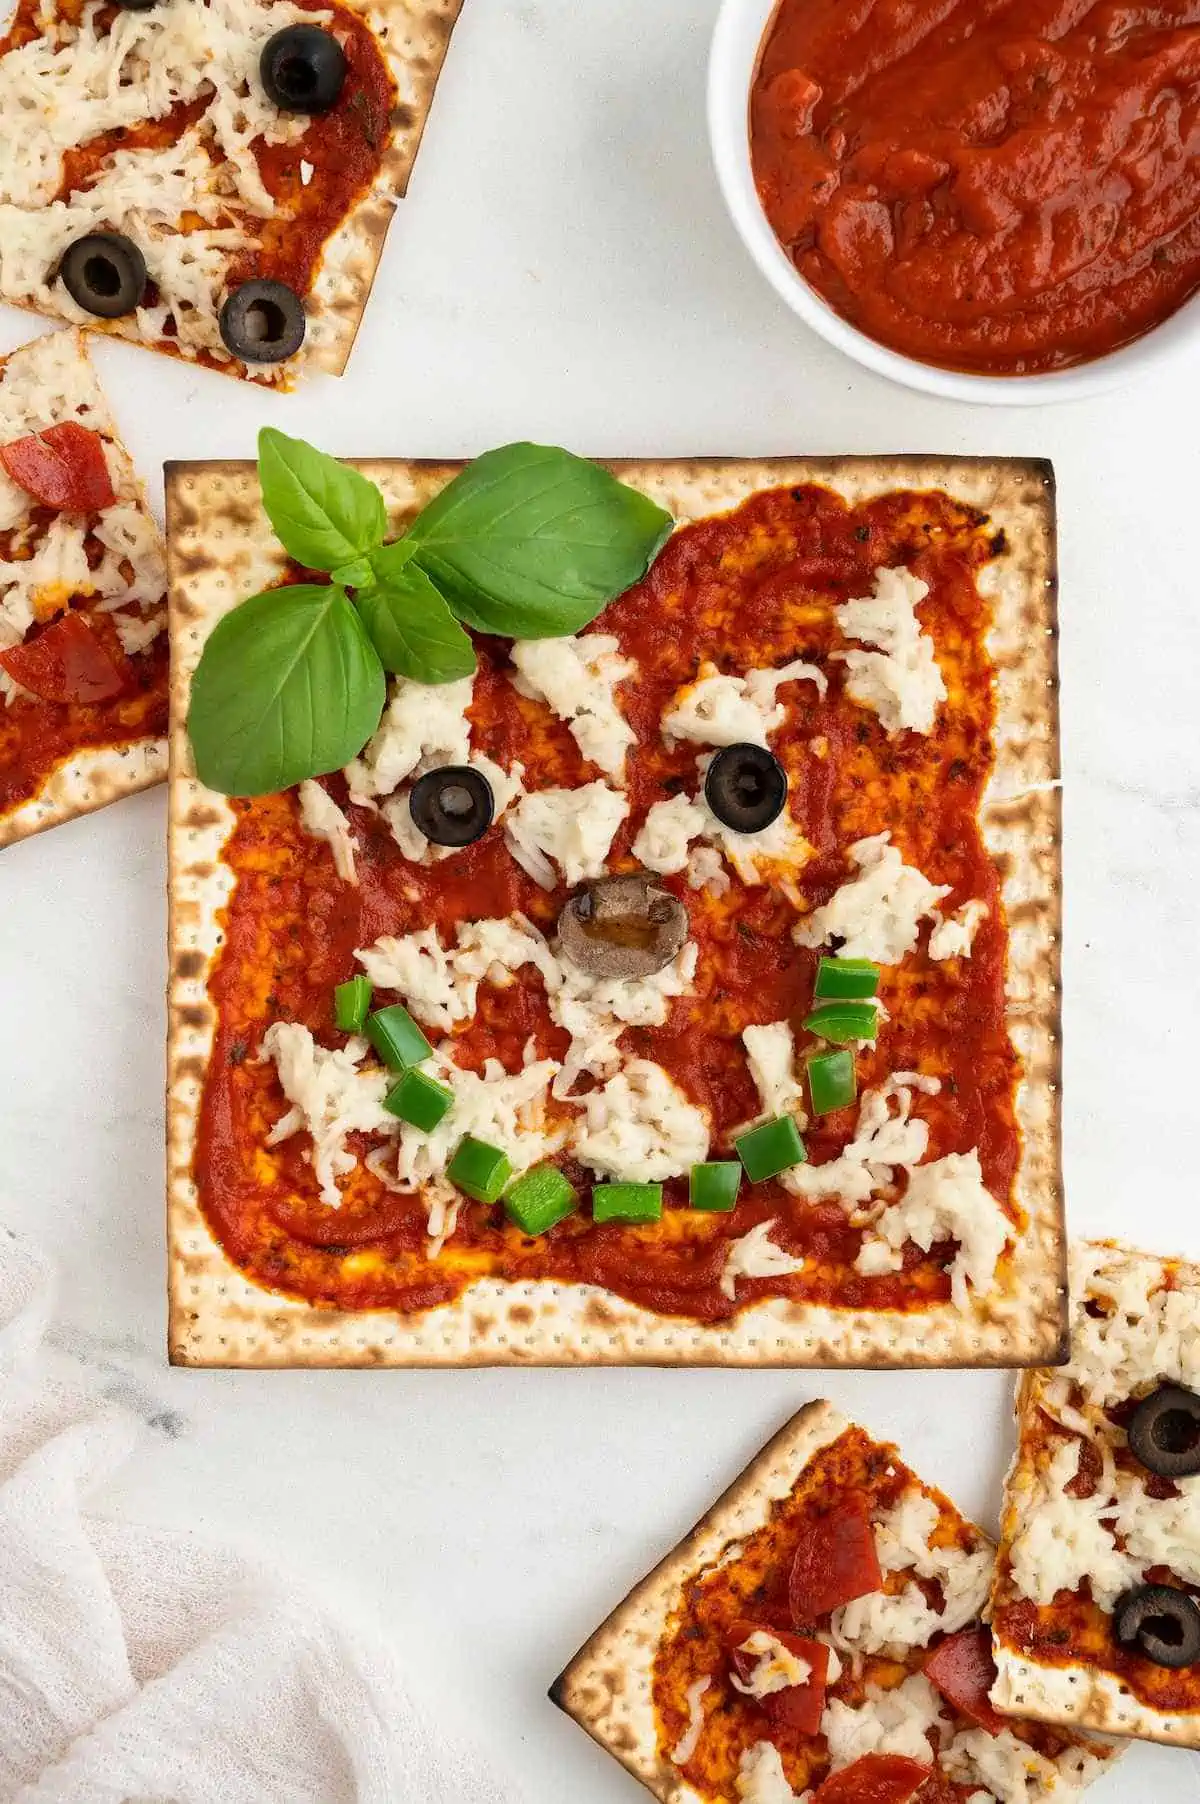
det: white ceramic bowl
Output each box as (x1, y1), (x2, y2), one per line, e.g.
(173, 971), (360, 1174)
(708, 0), (1199, 405)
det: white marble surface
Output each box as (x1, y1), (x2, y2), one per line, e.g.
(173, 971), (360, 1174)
(2, 2), (1200, 1799)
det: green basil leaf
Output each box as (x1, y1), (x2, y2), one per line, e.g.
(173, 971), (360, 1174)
(258, 428), (388, 572)
(406, 443), (673, 637)
(188, 584), (385, 796)
(368, 538), (417, 581)
(331, 556), (374, 590)
(357, 562), (477, 683)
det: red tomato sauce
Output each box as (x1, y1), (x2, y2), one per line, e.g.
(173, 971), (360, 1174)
(750, 0), (1200, 374)
(651, 1425), (1079, 1798)
(196, 482), (1022, 1321)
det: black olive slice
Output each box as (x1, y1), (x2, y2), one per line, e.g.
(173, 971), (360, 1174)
(58, 233), (147, 319)
(558, 874), (689, 981)
(218, 280), (306, 364)
(1113, 1585), (1200, 1668)
(260, 24), (347, 114)
(409, 766), (494, 848)
(704, 743), (788, 835)
(112, 0), (159, 9)
(1128, 1383), (1200, 1478)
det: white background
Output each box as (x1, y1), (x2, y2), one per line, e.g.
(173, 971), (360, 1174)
(3, 2), (1200, 1799)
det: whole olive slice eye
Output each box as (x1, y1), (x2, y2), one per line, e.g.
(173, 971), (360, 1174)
(260, 24), (348, 114)
(58, 233), (147, 319)
(704, 742), (788, 834)
(218, 280), (306, 364)
(1128, 1383), (1200, 1479)
(1113, 1584), (1200, 1668)
(558, 873), (688, 981)
(409, 766), (494, 848)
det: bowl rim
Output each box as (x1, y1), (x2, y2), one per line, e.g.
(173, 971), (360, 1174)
(707, 0), (1200, 406)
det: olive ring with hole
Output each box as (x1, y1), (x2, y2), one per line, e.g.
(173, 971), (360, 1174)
(1113, 1584), (1200, 1668)
(260, 24), (348, 114)
(59, 233), (147, 319)
(409, 766), (495, 848)
(1128, 1383), (1200, 1479)
(704, 743), (788, 835)
(218, 280), (307, 364)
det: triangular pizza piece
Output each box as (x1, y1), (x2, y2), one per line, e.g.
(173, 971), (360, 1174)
(0, 329), (167, 849)
(0, 0), (463, 387)
(553, 1402), (1120, 1802)
(991, 1238), (1200, 1748)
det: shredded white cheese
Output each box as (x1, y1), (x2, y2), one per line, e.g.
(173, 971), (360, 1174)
(505, 781), (629, 888)
(929, 900), (989, 961)
(355, 915), (556, 1035)
(1006, 1438), (1137, 1612)
(510, 633), (637, 781)
(731, 1632), (811, 1700)
(742, 1022), (806, 1125)
(735, 1742), (802, 1804)
(794, 833), (949, 965)
(298, 781), (357, 885)
(856, 1150), (1013, 1310)
(669, 1676), (711, 1766)
(662, 657), (825, 749)
(1049, 1241), (1200, 1413)
(720, 1220), (805, 1301)
(785, 1073), (939, 1208)
(633, 793), (707, 875)
(345, 676), (474, 802)
(834, 1488), (993, 1650)
(944, 1725), (1094, 1802)
(572, 1059), (710, 1182)
(550, 943), (698, 1097)
(833, 565), (947, 736)
(260, 1023), (394, 1209)
(821, 1673), (948, 1771)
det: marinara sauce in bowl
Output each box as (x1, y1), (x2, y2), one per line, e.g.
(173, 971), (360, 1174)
(709, 0), (1200, 401)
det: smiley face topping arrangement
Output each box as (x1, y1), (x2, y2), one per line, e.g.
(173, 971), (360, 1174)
(0, 0), (462, 385)
(165, 439), (1062, 1369)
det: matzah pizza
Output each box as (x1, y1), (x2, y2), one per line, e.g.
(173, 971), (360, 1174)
(165, 446), (1064, 1368)
(0, 329), (166, 849)
(552, 1401), (1121, 1802)
(0, 0), (462, 386)
(991, 1239), (1200, 1748)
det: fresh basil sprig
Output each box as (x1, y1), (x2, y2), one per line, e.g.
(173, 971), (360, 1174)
(187, 431), (672, 797)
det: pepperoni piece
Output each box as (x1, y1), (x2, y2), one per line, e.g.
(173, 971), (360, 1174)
(812, 1753), (932, 1803)
(0, 611), (128, 704)
(923, 1626), (1006, 1734)
(0, 422), (116, 512)
(789, 1497), (883, 1623)
(727, 1619), (831, 1736)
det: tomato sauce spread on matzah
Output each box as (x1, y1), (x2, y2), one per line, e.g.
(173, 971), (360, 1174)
(194, 482), (1023, 1319)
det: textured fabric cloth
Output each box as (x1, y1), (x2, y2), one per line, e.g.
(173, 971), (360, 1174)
(0, 1229), (514, 1804)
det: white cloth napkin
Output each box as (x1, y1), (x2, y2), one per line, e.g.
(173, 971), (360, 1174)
(0, 1228), (516, 1804)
